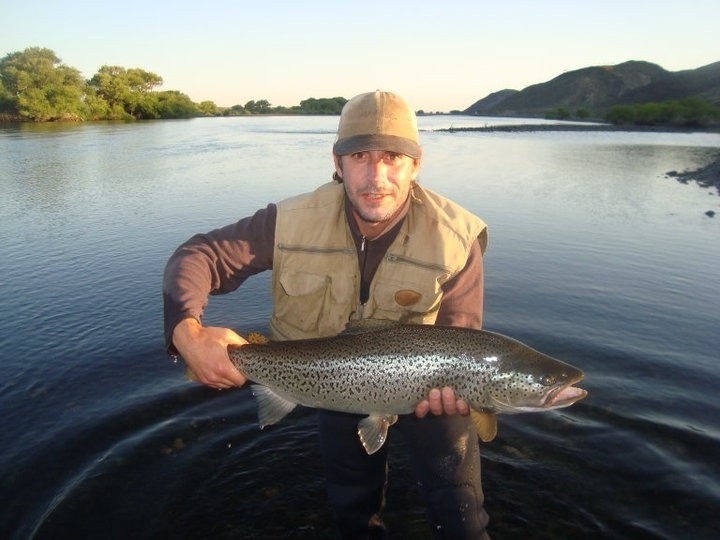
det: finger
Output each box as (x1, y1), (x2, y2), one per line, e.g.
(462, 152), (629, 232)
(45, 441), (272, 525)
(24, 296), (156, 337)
(428, 388), (443, 416)
(221, 328), (249, 347)
(456, 398), (470, 416)
(211, 365), (246, 389)
(194, 362), (245, 389)
(415, 400), (430, 418)
(441, 386), (457, 415)
(209, 378), (235, 390)
(222, 353), (248, 387)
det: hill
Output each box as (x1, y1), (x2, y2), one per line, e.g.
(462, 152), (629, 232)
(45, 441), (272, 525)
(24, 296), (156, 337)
(619, 61), (720, 105)
(464, 60), (720, 117)
(464, 89), (518, 114)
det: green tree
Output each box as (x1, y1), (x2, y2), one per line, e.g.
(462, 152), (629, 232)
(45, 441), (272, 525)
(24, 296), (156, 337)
(298, 96), (346, 114)
(224, 104), (247, 116)
(89, 65), (163, 119)
(83, 85), (111, 120)
(244, 99), (271, 114)
(675, 97), (720, 126)
(155, 91), (198, 118)
(0, 77), (15, 114)
(556, 107), (571, 120)
(197, 100), (220, 116)
(545, 107), (571, 120)
(575, 108), (591, 119)
(634, 102), (664, 125)
(605, 98), (720, 127)
(605, 105), (635, 125)
(0, 47), (87, 121)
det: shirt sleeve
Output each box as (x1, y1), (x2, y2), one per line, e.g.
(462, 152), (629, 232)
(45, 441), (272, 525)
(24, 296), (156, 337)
(162, 204), (277, 353)
(435, 240), (484, 330)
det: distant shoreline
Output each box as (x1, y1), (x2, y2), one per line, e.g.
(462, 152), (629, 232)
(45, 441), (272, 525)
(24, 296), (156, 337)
(438, 122), (720, 212)
(435, 123), (720, 134)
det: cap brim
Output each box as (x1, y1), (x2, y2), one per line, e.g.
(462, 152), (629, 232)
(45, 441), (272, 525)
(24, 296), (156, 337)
(333, 134), (421, 158)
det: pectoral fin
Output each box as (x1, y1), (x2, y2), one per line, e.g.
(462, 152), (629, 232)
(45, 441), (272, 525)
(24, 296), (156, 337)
(251, 385), (297, 428)
(470, 409), (498, 442)
(357, 414), (398, 455)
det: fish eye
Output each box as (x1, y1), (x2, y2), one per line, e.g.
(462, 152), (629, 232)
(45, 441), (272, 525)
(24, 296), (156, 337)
(539, 374), (557, 386)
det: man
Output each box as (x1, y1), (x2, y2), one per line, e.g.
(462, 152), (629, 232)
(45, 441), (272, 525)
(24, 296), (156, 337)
(163, 91), (490, 538)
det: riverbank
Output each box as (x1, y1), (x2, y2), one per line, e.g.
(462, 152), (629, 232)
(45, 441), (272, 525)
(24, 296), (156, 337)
(436, 123), (720, 134)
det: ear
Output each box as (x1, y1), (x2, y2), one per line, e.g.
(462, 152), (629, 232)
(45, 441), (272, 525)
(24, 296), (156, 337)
(333, 153), (343, 179)
(411, 148), (424, 180)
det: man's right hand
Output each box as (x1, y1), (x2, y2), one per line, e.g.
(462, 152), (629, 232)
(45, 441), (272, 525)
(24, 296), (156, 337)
(172, 318), (248, 389)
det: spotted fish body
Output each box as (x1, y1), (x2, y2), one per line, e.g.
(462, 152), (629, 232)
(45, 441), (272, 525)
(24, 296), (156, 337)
(228, 322), (586, 454)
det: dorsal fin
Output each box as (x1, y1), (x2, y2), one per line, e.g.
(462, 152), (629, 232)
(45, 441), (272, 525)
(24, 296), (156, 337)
(340, 319), (401, 336)
(246, 331), (270, 344)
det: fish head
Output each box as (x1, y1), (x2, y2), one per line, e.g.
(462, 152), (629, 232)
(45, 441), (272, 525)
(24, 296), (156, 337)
(486, 337), (587, 413)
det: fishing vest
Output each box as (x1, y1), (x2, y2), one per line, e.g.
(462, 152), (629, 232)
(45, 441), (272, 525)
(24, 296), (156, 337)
(270, 182), (487, 341)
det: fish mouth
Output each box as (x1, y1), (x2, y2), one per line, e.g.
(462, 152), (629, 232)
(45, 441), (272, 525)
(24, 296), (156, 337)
(488, 372), (587, 413)
(544, 374), (587, 409)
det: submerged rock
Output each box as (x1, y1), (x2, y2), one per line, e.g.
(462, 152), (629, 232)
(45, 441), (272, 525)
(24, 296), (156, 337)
(666, 155), (720, 194)
(666, 154), (720, 216)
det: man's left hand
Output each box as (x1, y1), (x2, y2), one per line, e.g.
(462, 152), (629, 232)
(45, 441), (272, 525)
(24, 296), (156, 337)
(415, 386), (470, 418)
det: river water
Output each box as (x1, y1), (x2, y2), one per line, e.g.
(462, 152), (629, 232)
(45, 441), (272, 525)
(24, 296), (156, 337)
(1, 116), (718, 539)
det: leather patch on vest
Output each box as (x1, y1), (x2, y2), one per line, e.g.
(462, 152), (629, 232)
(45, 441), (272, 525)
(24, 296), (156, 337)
(394, 289), (423, 307)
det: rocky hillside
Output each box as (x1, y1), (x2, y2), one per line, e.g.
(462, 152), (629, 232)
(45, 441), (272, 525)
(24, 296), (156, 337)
(465, 60), (720, 116)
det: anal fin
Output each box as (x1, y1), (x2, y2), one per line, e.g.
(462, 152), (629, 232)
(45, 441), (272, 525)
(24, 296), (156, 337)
(470, 409), (498, 442)
(357, 414), (398, 455)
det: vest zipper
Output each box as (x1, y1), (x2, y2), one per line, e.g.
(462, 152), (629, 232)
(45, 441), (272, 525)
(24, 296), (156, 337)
(359, 236), (370, 307)
(277, 243), (355, 255)
(385, 253), (452, 273)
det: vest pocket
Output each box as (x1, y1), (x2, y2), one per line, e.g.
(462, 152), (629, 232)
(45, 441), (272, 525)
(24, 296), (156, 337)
(275, 270), (355, 336)
(276, 270), (329, 333)
(372, 280), (442, 320)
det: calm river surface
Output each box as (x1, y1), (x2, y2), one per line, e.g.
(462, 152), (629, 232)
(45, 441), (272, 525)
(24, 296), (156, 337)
(1, 116), (719, 539)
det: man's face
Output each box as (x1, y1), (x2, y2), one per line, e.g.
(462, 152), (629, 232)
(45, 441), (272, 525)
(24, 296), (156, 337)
(335, 149), (422, 236)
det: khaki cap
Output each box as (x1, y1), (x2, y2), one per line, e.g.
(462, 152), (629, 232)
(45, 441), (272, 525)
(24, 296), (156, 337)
(333, 91), (421, 158)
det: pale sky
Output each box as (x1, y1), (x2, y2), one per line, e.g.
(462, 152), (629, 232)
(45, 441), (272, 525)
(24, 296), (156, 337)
(2, 0), (718, 112)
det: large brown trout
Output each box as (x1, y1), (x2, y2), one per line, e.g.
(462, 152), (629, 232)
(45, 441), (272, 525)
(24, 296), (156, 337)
(228, 321), (587, 454)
